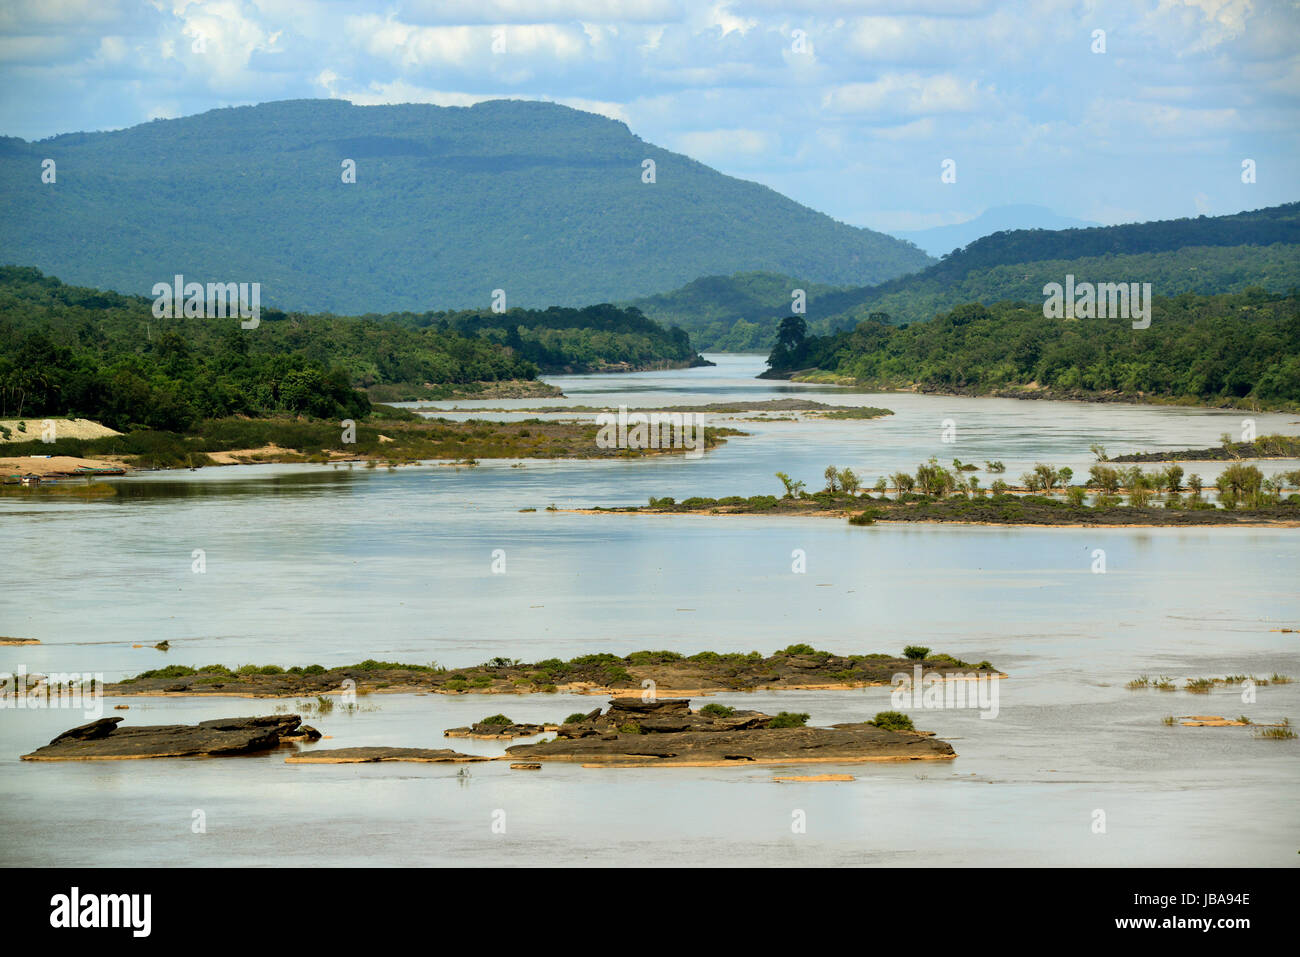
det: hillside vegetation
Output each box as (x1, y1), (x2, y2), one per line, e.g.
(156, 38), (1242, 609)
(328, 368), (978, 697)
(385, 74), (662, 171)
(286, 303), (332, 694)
(633, 204), (1300, 351)
(0, 98), (930, 312)
(0, 267), (704, 431)
(767, 291), (1300, 411)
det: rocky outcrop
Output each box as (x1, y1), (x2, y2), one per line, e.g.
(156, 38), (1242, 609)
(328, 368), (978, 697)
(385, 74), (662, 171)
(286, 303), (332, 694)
(507, 698), (956, 767)
(22, 714), (310, 760)
(444, 721), (555, 739)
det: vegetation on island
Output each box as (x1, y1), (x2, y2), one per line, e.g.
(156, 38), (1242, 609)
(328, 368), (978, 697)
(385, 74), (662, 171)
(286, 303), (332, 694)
(111, 645), (999, 697)
(1109, 433), (1300, 463)
(611, 457), (1300, 525)
(0, 412), (740, 471)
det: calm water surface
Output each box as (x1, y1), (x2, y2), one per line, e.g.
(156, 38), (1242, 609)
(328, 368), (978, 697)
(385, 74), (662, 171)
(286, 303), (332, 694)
(2, 356), (1297, 866)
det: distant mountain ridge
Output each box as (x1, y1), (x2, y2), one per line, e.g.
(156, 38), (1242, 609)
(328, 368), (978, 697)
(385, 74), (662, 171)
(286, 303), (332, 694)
(893, 204), (1101, 257)
(633, 203), (1300, 350)
(0, 98), (931, 312)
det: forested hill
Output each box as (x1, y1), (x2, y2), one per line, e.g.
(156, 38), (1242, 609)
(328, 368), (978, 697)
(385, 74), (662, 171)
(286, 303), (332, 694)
(0, 98), (930, 312)
(634, 204), (1300, 350)
(823, 203), (1300, 330)
(766, 291), (1300, 411)
(0, 267), (704, 430)
(626, 272), (856, 352)
(386, 303), (703, 374)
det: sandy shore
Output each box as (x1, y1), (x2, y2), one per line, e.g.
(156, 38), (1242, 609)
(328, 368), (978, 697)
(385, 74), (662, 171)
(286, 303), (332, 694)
(0, 455), (127, 477)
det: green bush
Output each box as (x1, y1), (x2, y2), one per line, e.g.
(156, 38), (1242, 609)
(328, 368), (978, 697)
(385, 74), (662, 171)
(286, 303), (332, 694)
(134, 665), (197, 679)
(767, 711), (810, 728)
(871, 710), (915, 732)
(903, 645), (931, 660)
(478, 714), (513, 726)
(780, 643), (820, 656)
(564, 712), (589, 724)
(699, 703), (736, 718)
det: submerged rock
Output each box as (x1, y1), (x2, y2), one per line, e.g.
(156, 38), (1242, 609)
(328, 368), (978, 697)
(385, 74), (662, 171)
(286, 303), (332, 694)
(285, 747), (487, 764)
(22, 714), (308, 761)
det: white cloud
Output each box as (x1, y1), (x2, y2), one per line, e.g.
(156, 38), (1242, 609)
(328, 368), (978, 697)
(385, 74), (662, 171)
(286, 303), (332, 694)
(822, 73), (990, 116)
(674, 127), (774, 158)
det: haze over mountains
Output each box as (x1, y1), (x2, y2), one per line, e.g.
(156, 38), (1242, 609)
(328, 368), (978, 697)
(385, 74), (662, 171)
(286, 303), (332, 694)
(0, 98), (930, 313)
(893, 204), (1101, 257)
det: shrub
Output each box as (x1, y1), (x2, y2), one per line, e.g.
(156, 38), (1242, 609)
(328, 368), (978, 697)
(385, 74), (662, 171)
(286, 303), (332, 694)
(617, 722), (643, 734)
(903, 645), (931, 660)
(444, 679), (468, 692)
(871, 710), (915, 732)
(699, 703), (736, 718)
(564, 712), (589, 724)
(767, 711), (810, 728)
(780, 643), (820, 656)
(135, 665), (197, 679)
(478, 714), (512, 726)
(848, 509), (877, 525)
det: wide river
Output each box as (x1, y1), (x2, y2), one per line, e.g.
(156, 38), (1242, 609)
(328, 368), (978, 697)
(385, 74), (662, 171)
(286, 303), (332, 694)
(2, 355), (1297, 866)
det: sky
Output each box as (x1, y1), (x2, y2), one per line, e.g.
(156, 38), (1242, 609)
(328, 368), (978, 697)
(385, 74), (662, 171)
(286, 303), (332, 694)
(0, 0), (1296, 233)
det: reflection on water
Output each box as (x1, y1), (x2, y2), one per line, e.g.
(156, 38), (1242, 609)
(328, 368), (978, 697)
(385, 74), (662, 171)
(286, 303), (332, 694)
(1, 356), (1297, 866)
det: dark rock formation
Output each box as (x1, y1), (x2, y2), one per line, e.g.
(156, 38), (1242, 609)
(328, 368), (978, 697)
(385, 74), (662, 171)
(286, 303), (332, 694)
(444, 721), (554, 739)
(508, 698), (956, 766)
(22, 714), (309, 760)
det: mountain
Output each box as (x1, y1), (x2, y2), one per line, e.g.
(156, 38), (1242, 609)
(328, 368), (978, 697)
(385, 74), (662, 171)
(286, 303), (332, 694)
(626, 272), (849, 352)
(0, 98), (931, 312)
(823, 203), (1300, 330)
(893, 204), (1100, 256)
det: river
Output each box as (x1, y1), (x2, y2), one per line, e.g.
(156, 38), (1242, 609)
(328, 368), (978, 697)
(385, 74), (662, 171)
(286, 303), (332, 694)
(1, 355), (1296, 865)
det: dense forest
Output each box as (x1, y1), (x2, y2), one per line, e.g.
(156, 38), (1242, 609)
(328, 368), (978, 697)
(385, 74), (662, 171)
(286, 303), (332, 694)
(0, 267), (517, 429)
(823, 242), (1300, 331)
(0, 98), (929, 312)
(379, 303), (702, 373)
(0, 268), (708, 430)
(767, 290), (1300, 409)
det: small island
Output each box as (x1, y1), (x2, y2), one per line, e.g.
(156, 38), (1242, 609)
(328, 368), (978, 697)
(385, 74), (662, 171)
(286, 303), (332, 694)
(573, 458), (1300, 527)
(105, 645), (999, 698)
(21, 714), (319, 761)
(504, 697), (955, 767)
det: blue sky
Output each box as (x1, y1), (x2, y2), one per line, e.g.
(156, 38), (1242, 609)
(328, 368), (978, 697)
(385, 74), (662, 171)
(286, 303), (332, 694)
(1, 0), (1296, 232)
